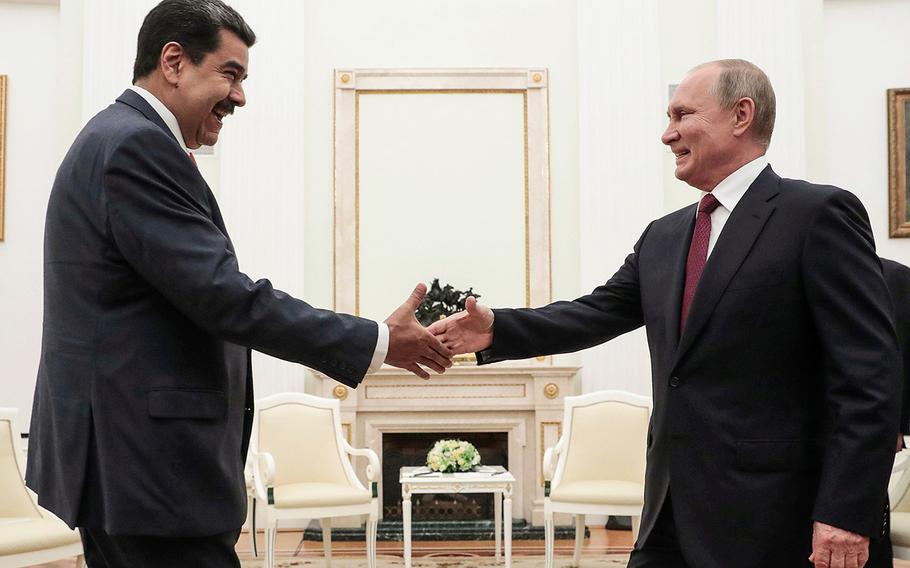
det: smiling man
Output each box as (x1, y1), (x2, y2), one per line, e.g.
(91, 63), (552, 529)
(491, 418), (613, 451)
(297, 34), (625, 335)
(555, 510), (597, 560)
(430, 59), (899, 568)
(26, 1), (452, 566)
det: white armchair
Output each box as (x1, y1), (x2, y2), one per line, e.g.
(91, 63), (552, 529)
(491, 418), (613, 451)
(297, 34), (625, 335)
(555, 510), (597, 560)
(249, 393), (379, 568)
(890, 448), (910, 559)
(0, 407), (84, 568)
(543, 390), (650, 568)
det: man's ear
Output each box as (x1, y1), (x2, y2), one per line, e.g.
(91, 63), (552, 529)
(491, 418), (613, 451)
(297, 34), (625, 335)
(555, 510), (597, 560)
(159, 41), (184, 87)
(732, 97), (756, 139)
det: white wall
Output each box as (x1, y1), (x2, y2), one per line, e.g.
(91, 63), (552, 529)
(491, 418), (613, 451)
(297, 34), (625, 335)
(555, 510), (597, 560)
(822, 0), (910, 265)
(0, 2), (61, 427)
(576, 0), (663, 396)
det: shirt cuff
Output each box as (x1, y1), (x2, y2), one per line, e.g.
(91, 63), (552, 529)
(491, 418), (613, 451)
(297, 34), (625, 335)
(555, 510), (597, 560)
(368, 322), (389, 373)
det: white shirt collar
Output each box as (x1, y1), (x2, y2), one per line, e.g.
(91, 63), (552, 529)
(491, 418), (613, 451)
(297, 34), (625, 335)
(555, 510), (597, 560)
(702, 155), (769, 212)
(128, 85), (189, 153)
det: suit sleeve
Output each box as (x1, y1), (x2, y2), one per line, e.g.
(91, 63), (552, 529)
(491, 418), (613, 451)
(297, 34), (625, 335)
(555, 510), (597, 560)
(477, 224), (650, 364)
(103, 128), (376, 387)
(883, 260), (910, 435)
(802, 191), (901, 537)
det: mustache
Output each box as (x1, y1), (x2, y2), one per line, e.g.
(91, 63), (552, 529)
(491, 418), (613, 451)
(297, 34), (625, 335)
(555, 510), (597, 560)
(214, 101), (235, 116)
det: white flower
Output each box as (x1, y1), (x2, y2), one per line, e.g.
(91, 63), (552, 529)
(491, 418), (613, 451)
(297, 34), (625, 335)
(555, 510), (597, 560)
(426, 439), (482, 473)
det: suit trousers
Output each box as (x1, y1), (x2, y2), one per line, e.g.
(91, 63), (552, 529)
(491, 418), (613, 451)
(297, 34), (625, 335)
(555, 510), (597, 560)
(627, 492), (691, 568)
(78, 527), (241, 568)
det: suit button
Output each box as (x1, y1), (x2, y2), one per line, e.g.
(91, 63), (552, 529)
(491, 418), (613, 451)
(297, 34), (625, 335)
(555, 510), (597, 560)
(670, 376), (681, 388)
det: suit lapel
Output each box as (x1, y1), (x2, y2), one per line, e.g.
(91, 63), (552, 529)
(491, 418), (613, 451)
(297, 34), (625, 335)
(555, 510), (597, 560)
(116, 90), (233, 249)
(673, 165), (781, 366)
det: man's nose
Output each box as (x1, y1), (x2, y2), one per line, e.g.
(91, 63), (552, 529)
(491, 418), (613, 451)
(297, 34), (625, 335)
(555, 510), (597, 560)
(661, 125), (678, 146)
(231, 84), (246, 108)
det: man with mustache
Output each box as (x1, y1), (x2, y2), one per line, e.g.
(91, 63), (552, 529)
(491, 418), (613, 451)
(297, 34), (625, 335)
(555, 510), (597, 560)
(431, 59), (899, 568)
(26, 1), (452, 566)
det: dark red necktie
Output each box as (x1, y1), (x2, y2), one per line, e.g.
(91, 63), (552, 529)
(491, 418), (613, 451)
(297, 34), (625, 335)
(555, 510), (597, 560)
(680, 193), (721, 330)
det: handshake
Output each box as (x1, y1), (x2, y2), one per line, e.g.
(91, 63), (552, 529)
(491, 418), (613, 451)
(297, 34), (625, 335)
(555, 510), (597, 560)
(383, 283), (495, 379)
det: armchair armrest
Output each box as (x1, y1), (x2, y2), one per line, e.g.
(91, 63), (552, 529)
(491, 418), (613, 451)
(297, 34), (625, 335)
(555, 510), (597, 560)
(250, 450), (276, 503)
(543, 430), (569, 482)
(342, 439), (380, 482)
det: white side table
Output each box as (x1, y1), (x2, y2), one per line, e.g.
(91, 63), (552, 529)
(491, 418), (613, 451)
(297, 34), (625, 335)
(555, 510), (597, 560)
(399, 466), (516, 568)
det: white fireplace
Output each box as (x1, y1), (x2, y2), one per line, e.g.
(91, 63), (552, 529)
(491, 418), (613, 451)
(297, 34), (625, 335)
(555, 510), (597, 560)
(314, 363), (579, 526)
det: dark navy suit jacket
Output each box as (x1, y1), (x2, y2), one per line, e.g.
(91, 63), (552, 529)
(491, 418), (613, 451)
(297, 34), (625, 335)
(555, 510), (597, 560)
(27, 90), (377, 536)
(882, 258), (910, 435)
(479, 166), (900, 567)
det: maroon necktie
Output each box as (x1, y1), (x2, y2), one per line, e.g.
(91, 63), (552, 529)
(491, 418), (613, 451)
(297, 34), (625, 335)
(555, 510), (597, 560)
(680, 193), (721, 330)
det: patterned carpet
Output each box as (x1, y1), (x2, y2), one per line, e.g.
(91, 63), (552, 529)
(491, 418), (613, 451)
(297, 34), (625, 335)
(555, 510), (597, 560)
(240, 554), (630, 567)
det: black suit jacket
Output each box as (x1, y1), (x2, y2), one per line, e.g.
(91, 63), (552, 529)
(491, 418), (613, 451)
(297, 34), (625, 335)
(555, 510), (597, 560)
(479, 166), (899, 567)
(26, 90), (378, 537)
(882, 258), (910, 435)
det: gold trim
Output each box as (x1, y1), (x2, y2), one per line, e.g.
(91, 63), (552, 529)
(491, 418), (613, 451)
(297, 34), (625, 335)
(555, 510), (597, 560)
(540, 420), (562, 487)
(353, 88), (533, 313)
(888, 88), (910, 237)
(546, 80), (552, 303)
(523, 91), (531, 308)
(543, 383), (559, 399)
(364, 382), (526, 399)
(0, 75), (7, 242)
(332, 71), (337, 309)
(332, 385), (349, 400)
(340, 73), (351, 84)
(532, 72), (542, 83)
(355, 91), (361, 314)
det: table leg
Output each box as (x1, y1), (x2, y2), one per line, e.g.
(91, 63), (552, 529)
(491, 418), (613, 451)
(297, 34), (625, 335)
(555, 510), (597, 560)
(504, 484), (513, 568)
(403, 484), (412, 568)
(494, 490), (502, 561)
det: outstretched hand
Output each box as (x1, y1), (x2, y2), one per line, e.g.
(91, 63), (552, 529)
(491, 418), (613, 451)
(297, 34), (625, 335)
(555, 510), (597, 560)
(384, 283), (454, 379)
(427, 296), (494, 355)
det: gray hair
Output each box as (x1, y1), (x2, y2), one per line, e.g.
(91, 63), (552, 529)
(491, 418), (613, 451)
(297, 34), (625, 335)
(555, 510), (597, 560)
(692, 59), (776, 147)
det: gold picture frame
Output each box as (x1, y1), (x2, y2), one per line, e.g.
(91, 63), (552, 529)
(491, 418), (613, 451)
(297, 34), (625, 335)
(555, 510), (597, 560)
(0, 75), (6, 241)
(888, 88), (910, 237)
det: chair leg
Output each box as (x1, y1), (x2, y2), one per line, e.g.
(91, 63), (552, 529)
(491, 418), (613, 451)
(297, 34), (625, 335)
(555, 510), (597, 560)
(266, 525), (277, 568)
(545, 511), (555, 568)
(75, 555), (85, 568)
(573, 514), (585, 566)
(366, 514), (378, 568)
(322, 518), (332, 567)
(251, 497), (258, 558)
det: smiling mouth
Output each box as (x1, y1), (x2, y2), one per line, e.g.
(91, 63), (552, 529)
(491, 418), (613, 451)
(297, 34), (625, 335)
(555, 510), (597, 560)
(674, 150), (690, 161)
(212, 109), (228, 125)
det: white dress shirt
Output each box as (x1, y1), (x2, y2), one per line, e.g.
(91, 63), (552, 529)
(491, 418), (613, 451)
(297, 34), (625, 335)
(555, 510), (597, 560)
(127, 85), (389, 373)
(701, 155), (769, 258)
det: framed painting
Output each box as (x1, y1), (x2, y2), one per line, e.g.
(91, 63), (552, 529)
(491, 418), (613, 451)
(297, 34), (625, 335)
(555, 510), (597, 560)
(888, 88), (910, 237)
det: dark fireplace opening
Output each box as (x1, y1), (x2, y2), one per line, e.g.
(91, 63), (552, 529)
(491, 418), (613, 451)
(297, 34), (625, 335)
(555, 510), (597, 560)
(382, 432), (508, 521)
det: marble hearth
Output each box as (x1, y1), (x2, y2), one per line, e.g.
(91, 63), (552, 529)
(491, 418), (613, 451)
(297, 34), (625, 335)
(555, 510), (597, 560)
(314, 364), (579, 526)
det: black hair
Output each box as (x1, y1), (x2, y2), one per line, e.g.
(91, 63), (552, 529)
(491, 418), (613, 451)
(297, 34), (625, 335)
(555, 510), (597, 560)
(132, 0), (256, 83)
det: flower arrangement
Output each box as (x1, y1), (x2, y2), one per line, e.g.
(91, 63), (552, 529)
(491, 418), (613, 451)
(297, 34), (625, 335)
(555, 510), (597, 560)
(426, 439), (481, 473)
(415, 279), (481, 327)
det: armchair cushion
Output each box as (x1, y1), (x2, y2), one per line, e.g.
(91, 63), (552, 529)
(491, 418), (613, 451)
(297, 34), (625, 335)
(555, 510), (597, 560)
(272, 482), (371, 509)
(892, 512), (910, 547)
(548, 480), (644, 506)
(0, 517), (81, 556)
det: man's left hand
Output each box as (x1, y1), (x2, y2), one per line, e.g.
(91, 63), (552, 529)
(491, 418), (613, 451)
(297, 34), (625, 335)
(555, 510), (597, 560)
(809, 521), (869, 568)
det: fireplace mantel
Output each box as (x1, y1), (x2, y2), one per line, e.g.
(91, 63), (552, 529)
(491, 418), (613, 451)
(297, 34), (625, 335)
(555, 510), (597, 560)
(314, 364), (580, 526)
